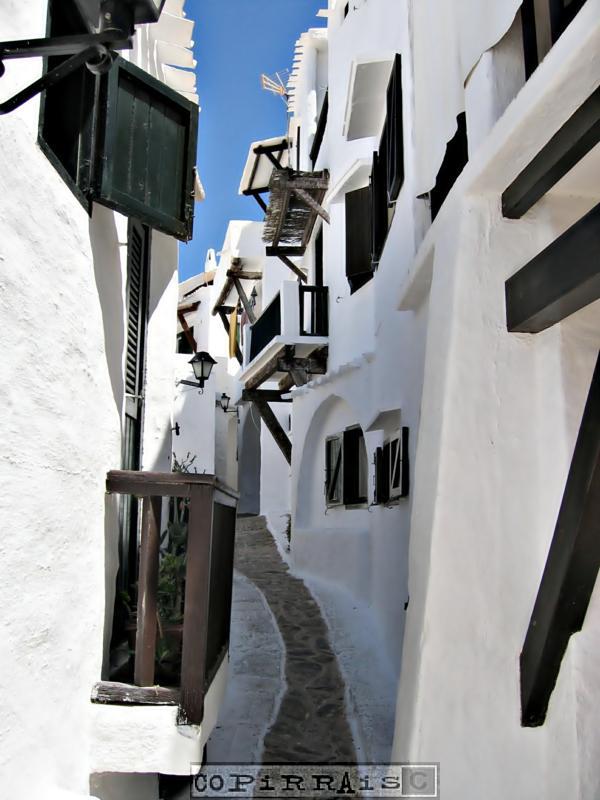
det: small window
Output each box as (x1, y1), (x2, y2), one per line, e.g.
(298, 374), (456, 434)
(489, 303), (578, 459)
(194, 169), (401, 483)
(375, 428), (410, 504)
(345, 186), (373, 293)
(430, 113), (469, 221)
(177, 328), (195, 354)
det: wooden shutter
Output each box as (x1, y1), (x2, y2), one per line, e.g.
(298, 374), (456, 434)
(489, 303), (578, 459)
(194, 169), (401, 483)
(371, 140), (389, 265)
(400, 426), (410, 498)
(343, 427), (367, 505)
(125, 220), (150, 411)
(375, 445), (390, 505)
(386, 54), (404, 203)
(430, 113), (469, 221)
(94, 57), (199, 241)
(345, 186), (373, 293)
(325, 435), (344, 507)
(38, 0), (96, 207)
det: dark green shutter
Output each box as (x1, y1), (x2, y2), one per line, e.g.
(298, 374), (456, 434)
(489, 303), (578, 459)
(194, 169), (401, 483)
(371, 141), (389, 264)
(345, 186), (373, 293)
(386, 54), (404, 203)
(400, 427), (410, 497)
(343, 427), (367, 504)
(430, 113), (469, 220)
(95, 56), (198, 241)
(375, 445), (390, 505)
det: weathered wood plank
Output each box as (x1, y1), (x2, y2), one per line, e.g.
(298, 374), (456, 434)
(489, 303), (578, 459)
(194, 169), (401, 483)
(242, 389), (293, 403)
(217, 309), (243, 365)
(503, 87), (600, 219)
(106, 470), (239, 501)
(134, 495), (162, 687)
(506, 202), (600, 333)
(91, 681), (180, 706)
(275, 253), (307, 282)
(177, 309), (197, 353)
(293, 186), (330, 225)
(521, 351), (600, 726)
(245, 348), (285, 391)
(226, 270), (263, 280)
(179, 484), (214, 725)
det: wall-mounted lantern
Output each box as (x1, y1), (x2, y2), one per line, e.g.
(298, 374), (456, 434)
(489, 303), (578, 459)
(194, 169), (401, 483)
(217, 393), (238, 414)
(0, 0), (166, 115)
(177, 351), (217, 393)
(250, 286), (258, 308)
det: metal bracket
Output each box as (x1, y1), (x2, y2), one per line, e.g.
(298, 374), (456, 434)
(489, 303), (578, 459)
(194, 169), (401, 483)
(0, 30), (131, 115)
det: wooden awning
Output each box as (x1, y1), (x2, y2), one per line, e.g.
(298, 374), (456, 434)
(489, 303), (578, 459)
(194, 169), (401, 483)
(262, 169), (329, 256)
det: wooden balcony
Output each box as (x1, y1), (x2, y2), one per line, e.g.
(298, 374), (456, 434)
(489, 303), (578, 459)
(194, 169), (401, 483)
(241, 282), (329, 390)
(92, 471), (238, 726)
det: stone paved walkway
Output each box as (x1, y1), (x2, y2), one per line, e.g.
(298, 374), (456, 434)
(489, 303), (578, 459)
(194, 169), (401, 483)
(233, 515), (357, 764)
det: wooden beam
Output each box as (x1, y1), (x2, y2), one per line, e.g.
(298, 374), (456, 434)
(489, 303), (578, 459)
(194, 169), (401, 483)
(245, 348), (283, 391)
(106, 470), (239, 501)
(277, 354), (327, 377)
(180, 484), (214, 724)
(506, 202), (600, 333)
(91, 681), (179, 706)
(233, 277), (257, 324)
(212, 276), (234, 316)
(134, 495), (162, 687)
(503, 87), (600, 219)
(275, 253), (307, 282)
(520, 352), (600, 726)
(293, 186), (330, 224)
(242, 389), (293, 403)
(177, 310), (197, 353)
(266, 245), (306, 257)
(177, 301), (200, 314)
(217, 309), (243, 365)
(226, 269), (263, 280)
(278, 373), (296, 393)
(252, 398), (292, 465)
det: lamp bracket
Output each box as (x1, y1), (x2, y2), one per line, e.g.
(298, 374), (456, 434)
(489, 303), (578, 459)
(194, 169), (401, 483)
(0, 29), (132, 116)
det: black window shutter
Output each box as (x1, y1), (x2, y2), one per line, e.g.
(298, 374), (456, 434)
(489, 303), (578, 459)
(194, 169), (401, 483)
(345, 186), (373, 293)
(371, 141), (389, 265)
(386, 54), (404, 203)
(125, 220), (150, 402)
(38, 0), (96, 207)
(94, 57), (199, 241)
(400, 427), (410, 498)
(430, 112), (469, 220)
(343, 427), (367, 504)
(375, 445), (390, 505)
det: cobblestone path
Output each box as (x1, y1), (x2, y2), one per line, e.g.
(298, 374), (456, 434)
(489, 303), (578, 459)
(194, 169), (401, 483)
(235, 515), (357, 764)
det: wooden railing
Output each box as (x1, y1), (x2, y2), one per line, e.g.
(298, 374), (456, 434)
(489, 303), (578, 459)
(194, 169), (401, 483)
(249, 292), (281, 361)
(299, 285), (329, 336)
(93, 471), (238, 725)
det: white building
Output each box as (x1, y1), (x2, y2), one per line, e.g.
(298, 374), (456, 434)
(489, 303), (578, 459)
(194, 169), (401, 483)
(222, 0), (600, 794)
(0, 2), (235, 798)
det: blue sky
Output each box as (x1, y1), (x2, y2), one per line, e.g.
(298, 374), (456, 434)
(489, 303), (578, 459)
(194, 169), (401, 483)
(179, 0), (325, 281)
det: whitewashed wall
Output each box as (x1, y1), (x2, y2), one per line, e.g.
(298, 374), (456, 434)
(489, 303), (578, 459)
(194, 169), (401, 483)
(0, 1), (199, 797)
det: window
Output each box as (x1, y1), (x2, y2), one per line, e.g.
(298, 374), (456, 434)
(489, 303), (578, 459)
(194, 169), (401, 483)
(39, 0), (199, 241)
(375, 428), (410, 504)
(429, 113), (469, 220)
(325, 427), (368, 507)
(345, 186), (373, 293)
(177, 327), (195, 354)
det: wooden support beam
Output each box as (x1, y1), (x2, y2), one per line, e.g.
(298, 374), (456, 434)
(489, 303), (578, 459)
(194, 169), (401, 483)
(520, 351), (600, 726)
(180, 484), (214, 725)
(242, 389), (293, 403)
(91, 681), (179, 706)
(177, 310), (197, 353)
(293, 186), (330, 224)
(233, 277), (257, 324)
(134, 495), (162, 687)
(503, 87), (600, 219)
(217, 309), (242, 365)
(226, 269), (263, 280)
(252, 398), (292, 465)
(245, 348), (283, 391)
(506, 202), (600, 333)
(275, 253), (307, 282)
(266, 245), (306, 257)
(277, 354), (328, 377)
(177, 301), (200, 314)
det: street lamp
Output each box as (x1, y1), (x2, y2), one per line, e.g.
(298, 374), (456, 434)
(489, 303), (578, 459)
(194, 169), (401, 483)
(0, 0), (167, 115)
(177, 351), (217, 392)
